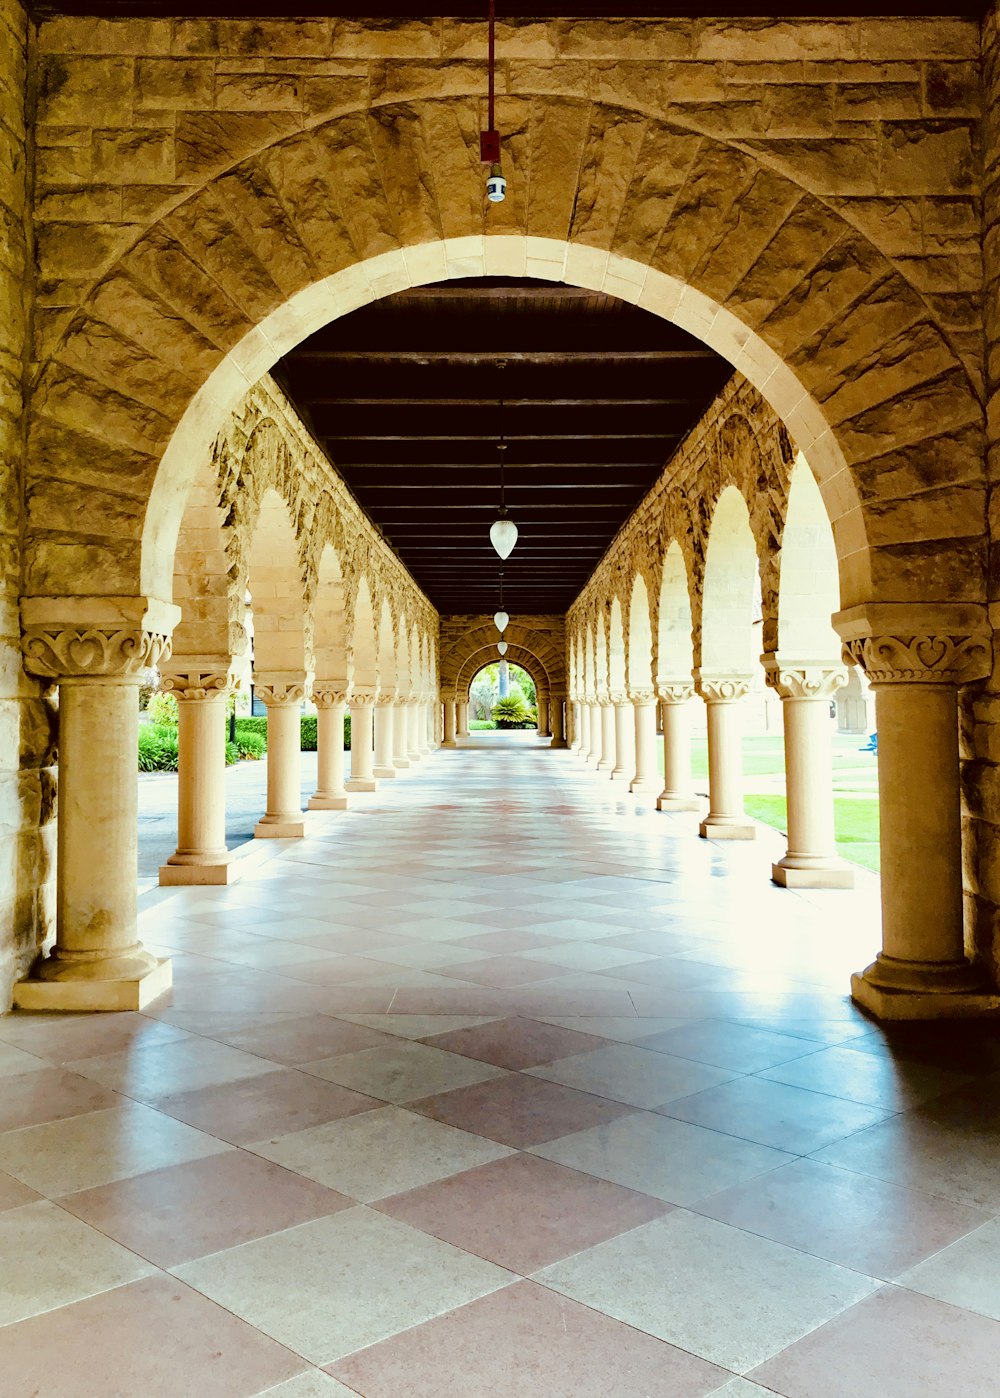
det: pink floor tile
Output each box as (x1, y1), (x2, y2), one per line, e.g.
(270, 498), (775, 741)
(436, 955), (575, 988)
(375, 1151), (669, 1272)
(0, 1275), (307, 1397)
(0, 1169), (40, 1212)
(422, 1016), (610, 1070)
(409, 1072), (636, 1148)
(330, 1280), (726, 1397)
(0, 1067), (123, 1132)
(200, 1013), (401, 1064)
(60, 1149), (354, 1267)
(152, 1068), (379, 1145)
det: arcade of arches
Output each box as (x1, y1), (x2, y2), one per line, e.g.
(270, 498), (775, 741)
(5, 4), (1000, 1034)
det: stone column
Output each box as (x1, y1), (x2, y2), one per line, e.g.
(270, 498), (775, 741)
(422, 695), (435, 752)
(611, 693), (634, 779)
(656, 683), (701, 811)
(550, 694), (567, 748)
(406, 697), (422, 763)
(537, 695), (549, 737)
(16, 620), (175, 1011)
(569, 700), (582, 752)
(442, 697), (457, 748)
(598, 698), (616, 772)
(629, 689), (659, 794)
(457, 701), (470, 738)
(373, 691), (397, 779)
(158, 667), (236, 885)
(588, 698), (602, 766)
(393, 698), (412, 769)
(764, 658), (853, 889)
(840, 621), (998, 1018)
(695, 674), (755, 839)
(309, 687), (348, 811)
(254, 676), (306, 838)
(346, 689), (378, 792)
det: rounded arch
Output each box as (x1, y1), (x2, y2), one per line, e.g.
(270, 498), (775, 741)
(439, 618), (565, 701)
(376, 598), (397, 690)
(24, 87), (985, 627)
(167, 454), (237, 666)
(247, 487), (306, 677)
(312, 542), (347, 685)
(348, 575), (377, 690)
(627, 575), (653, 692)
(608, 598), (627, 694)
(584, 626), (596, 697)
(455, 645), (550, 702)
(657, 542), (695, 683)
(778, 453), (842, 663)
(595, 615), (609, 698)
(701, 486), (759, 678)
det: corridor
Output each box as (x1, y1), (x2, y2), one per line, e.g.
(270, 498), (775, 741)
(2, 741), (1000, 1396)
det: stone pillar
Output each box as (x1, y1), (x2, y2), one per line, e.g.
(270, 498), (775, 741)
(406, 698), (422, 763)
(629, 689), (659, 794)
(393, 698), (412, 769)
(537, 695), (549, 737)
(422, 695), (435, 752)
(457, 701), (470, 738)
(442, 697), (457, 748)
(373, 692), (397, 778)
(569, 700), (582, 752)
(158, 667), (235, 885)
(839, 619), (998, 1019)
(657, 683), (701, 811)
(588, 699), (602, 766)
(611, 694), (634, 779)
(598, 698), (616, 772)
(550, 694), (567, 748)
(309, 687), (348, 811)
(346, 689), (378, 792)
(764, 658), (854, 889)
(254, 676), (306, 838)
(695, 674), (755, 839)
(16, 619), (175, 1011)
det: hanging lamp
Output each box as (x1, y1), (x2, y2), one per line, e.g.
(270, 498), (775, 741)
(489, 375), (518, 560)
(497, 641), (509, 656)
(494, 567), (509, 634)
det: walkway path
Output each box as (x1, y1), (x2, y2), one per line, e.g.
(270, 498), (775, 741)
(3, 740), (1000, 1394)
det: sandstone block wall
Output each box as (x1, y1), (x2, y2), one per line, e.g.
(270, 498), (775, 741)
(439, 615), (566, 700)
(0, 0), (54, 1004)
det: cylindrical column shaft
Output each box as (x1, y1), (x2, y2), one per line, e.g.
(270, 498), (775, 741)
(629, 695), (659, 793)
(457, 701), (470, 737)
(374, 700), (397, 778)
(612, 700), (634, 779)
(774, 694), (852, 888)
(698, 683), (755, 840)
(346, 698), (377, 791)
(161, 690), (230, 881)
(550, 696), (566, 748)
(309, 698), (348, 810)
(588, 703), (602, 765)
(537, 696), (549, 737)
(657, 692), (700, 811)
(406, 702), (422, 762)
(598, 701), (615, 771)
(442, 700), (457, 747)
(393, 701), (411, 768)
(255, 700), (305, 837)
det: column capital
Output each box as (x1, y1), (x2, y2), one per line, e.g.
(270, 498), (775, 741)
(762, 655), (848, 701)
(842, 634), (991, 687)
(694, 671), (752, 703)
(312, 686), (348, 709)
(160, 663), (239, 702)
(351, 687), (379, 706)
(657, 681), (695, 705)
(375, 689), (398, 706)
(22, 624), (173, 683)
(609, 690), (628, 705)
(254, 673), (307, 706)
(629, 688), (657, 707)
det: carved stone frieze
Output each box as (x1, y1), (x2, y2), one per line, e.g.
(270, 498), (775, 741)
(629, 689), (657, 706)
(658, 682), (695, 705)
(763, 660), (849, 702)
(843, 635), (991, 687)
(159, 668), (235, 702)
(312, 687), (348, 709)
(255, 681), (306, 706)
(351, 688), (379, 706)
(22, 626), (172, 682)
(376, 689), (398, 706)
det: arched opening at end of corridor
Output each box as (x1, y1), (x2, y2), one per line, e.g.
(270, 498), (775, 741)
(467, 662), (539, 736)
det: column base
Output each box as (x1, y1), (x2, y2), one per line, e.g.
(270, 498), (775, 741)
(254, 817), (305, 838)
(596, 759), (613, 771)
(852, 956), (1000, 1021)
(13, 956), (173, 1012)
(159, 856), (237, 886)
(611, 767), (629, 780)
(657, 793), (701, 811)
(373, 766), (397, 778)
(308, 793), (349, 810)
(699, 818), (756, 840)
(629, 778), (659, 794)
(550, 739), (568, 749)
(345, 777), (377, 792)
(772, 859), (855, 890)
(441, 739), (457, 749)
(393, 757), (411, 769)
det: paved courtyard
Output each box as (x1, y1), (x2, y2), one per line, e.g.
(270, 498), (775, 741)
(4, 738), (1000, 1395)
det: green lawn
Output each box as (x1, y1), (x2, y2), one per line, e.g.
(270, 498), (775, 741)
(743, 793), (881, 873)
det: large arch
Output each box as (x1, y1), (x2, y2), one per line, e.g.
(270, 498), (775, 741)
(439, 617), (566, 701)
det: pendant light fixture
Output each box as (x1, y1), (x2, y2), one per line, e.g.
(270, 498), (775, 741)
(497, 641), (509, 656)
(489, 369), (518, 560)
(494, 567), (509, 634)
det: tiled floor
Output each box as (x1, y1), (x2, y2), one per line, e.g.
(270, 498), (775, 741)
(4, 736), (1000, 1395)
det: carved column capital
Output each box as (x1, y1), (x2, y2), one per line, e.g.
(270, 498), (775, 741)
(629, 689), (657, 707)
(657, 681), (695, 705)
(695, 671), (752, 703)
(762, 656), (849, 701)
(254, 672), (307, 706)
(22, 626), (172, 683)
(608, 690), (628, 705)
(312, 687), (348, 709)
(159, 667), (236, 702)
(351, 688), (379, 707)
(375, 689), (398, 706)
(843, 634), (991, 687)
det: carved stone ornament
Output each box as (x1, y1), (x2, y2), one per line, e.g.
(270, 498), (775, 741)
(658, 682), (695, 705)
(351, 688), (379, 706)
(255, 681), (306, 706)
(843, 634), (991, 687)
(764, 664), (849, 702)
(22, 626), (172, 681)
(696, 676), (752, 703)
(159, 669), (233, 702)
(609, 691), (628, 705)
(312, 687), (348, 708)
(376, 689), (398, 706)
(629, 689), (657, 707)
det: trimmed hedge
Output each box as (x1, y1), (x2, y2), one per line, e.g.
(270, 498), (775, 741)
(234, 714), (350, 751)
(140, 723), (243, 771)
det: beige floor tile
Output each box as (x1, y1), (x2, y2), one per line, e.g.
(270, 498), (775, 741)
(256, 1372), (359, 1397)
(338, 1014), (502, 1039)
(526, 1043), (738, 1109)
(0, 1200), (154, 1324)
(302, 1041), (506, 1103)
(707, 1382), (780, 1397)
(174, 1207), (513, 1364)
(249, 1105), (513, 1201)
(530, 1110), (792, 1205)
(0, 1042), (51, 1078)
(896, 1219), (1000, 1320)
(530, 1016), (697, 1042)
(536, 1209), (878, 1371)
(0, 1103), (231, 1196)
(66, 1037), (277, 1102)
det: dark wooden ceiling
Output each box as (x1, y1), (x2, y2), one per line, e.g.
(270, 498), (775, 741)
(274, 278), (732, 616)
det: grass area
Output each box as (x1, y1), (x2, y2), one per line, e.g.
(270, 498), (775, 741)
(744, 794), (880, 873)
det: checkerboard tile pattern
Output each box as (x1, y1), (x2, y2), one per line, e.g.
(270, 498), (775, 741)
(2, 739), (1000, 1396)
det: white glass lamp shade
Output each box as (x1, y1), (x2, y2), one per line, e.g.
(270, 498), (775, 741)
(494, 610), (509, 633)
(497, 641), (509, 656)
(490, 516), (518, 560)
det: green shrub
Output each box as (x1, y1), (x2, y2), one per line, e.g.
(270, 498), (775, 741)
(138, 724), (179, 772)
(235, 716), (268, 743)
(344, 714), (351, 751)
(300, 715), (317, 750)
(224, 740), (240, 766)
(235, 712), (350, 750)
(492, 696), (527, 729)
(235, 731), (265, 760)
(146, 691), (178, 726)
